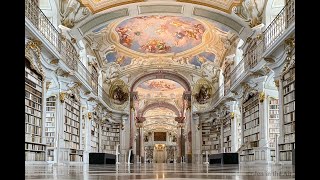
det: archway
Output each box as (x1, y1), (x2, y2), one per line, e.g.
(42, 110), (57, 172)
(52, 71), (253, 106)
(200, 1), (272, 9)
(130, 71), (192, 163)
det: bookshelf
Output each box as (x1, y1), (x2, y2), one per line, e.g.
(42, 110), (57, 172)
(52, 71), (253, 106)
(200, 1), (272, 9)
(223, 112), (232, 153)
(202, 120), (221, 155)
(91, 118), (100, 152)
(45, 96), (56, 161)
(101, 122), (120, 154)
(224, 62), (232, 94)
(279, 65), (295, 161)
(25, 60), (46, 161)
(64, 94), (83, 162)
(240, 93), (259, 162)
(268, 97), (280, 162)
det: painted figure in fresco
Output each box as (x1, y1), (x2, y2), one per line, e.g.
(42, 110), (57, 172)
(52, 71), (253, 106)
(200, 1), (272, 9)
(113, 86), (128, 104)
(195, 85), (211, 104)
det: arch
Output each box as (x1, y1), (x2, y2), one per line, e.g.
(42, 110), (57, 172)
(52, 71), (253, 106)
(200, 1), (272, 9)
(131, 71), (191, 92)
(139, 102), (181, 117)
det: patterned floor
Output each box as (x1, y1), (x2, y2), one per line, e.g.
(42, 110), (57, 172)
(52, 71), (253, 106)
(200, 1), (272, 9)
(25, 163), (295, 179)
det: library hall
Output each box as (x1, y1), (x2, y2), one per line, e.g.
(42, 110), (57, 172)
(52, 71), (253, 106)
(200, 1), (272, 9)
(25, 0), (295, 179)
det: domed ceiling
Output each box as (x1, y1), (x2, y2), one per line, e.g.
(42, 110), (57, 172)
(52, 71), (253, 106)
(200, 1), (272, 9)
(115, 16), (206, 54)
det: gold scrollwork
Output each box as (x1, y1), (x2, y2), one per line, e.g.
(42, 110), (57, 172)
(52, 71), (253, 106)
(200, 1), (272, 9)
(88, 112), (92, 120)
(230, 112), (235, 119)
(59, 92), (66, 103)
(259, 92), (265, 102)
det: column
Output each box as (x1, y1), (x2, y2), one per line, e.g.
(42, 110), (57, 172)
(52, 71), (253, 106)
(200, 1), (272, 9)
(120, 115), (129, 163)
(83, 111), (91, 164)
(56, 92), (66, 164)
(259, 91), (268, 162)
(191, 114), (201, 164)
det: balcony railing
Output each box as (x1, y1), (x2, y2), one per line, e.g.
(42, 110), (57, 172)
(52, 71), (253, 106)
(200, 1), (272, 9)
(25, 0), (99, 93)
(211, 0), (294, 108)
(245, 0), (295, 69)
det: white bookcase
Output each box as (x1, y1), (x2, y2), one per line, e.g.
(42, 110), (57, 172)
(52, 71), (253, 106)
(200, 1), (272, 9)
(25, 60), (46, 161)
(45, 96), (56, 161)
(201, 121), (221, 155)
(223, 112), (232, 152)
(101, 122), (120, 154)
(268, 97), (280, 162)
(64, 94), (83, 162)
(279, 65), (295, 161)
(91, 118), (100, 152)
(240, 94), (260, 162)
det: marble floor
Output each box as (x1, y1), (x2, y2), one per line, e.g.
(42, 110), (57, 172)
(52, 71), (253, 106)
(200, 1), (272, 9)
(25, 163), (295, 180)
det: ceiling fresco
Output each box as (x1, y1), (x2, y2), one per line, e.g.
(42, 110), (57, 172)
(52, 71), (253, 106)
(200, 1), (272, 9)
(105, 51), (132, 66)
(115, 16), (206, 54)
(138, 79), (183, 91)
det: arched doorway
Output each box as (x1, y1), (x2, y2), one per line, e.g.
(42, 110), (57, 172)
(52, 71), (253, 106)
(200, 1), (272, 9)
(130, 71), (192, 163)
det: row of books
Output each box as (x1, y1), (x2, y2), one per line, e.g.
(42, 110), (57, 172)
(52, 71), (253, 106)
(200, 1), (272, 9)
(269, 99), (279, 105)
(243, 104), (259, 117)
(25, 90), (42, 102)
(243, 94), (258, 107)
(45, 122), (55, 127)
(25, 68), (42, 83)
(282, 76), (295, 87)
(64, 132), (80, 142)
(101, 132), (120, 137)
(240, 154), (255, 162)
(223, 126), (231, 132)
(284, 133), (295, 143)
(46, 106), (55, 111)
(101, 136), (120, 141)
(243, 133), (260, 143)
(243, 126), (260, 136)
(279, 143), (295, 151)
(25, 114), (42, 126)
(243, 111), (259, 123)
(47, 96), (56, 101)
(284, 123), (295, 134)
(240, 149), (254, 155)
(101, 140), (119, 146)
(70, 154), (83, 162)
(25, 78), (42, 92)
(65, 111), (80, 120)
(65, 118), (80, 127)
(64, 125), (79, 135)
(269, 128), (280, 133)
(45, 127), (55, 132)
(65, 104), (80, 114)
(283, 91), (295, 104)
(65, 141), (80, 149)
(25, 66), (42, 79)
(243, 118), (259, 130)
(25, 152), (45, 161)
(25, 134), (43, 143)
(64, 98), (80, 108)
(46, 112), (55, 118)
(283, 101), (295, 114)
(25, 83), (42, 97)
(269, 123), (280, 128)
(279, 151), (292, 161)
(25, 96), (42, 106)
(45, 132), (55, 137)
(283, 82), (295, 94)
(25, 124), (42, 135)
(284, 111), (295, 123)
(25, 106), (42, 117)
(25, 143), (45, 151)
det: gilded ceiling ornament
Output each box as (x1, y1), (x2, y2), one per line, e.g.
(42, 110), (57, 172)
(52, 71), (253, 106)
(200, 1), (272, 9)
(50, 59), (59, 65)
